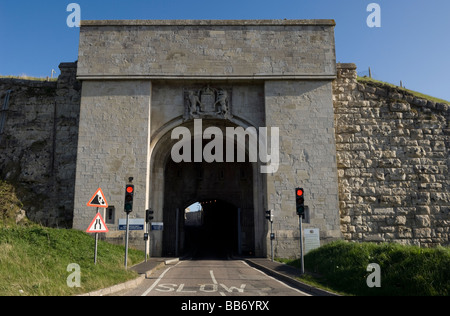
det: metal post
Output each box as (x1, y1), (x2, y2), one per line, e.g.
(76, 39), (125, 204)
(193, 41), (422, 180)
(124, 211), (130, 269)
(270, 220), (274, 262)
(94, 207), (99, 265)
(299, 216), (305, 274)
(145, 221), (149, 262)
(94, 233), (98, 264)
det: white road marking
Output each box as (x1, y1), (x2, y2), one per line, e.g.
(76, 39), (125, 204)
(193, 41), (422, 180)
(141, 261), (181, 296)
(240, 261), (311, 296)
(140, 260), (308, 296)
(209, 270), (226, 296)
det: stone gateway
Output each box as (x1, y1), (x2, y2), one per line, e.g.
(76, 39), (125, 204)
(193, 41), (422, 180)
(73, 19), (340, 258)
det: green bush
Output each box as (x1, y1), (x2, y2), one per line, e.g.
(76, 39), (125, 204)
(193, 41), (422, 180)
(289, 241), (450, 296)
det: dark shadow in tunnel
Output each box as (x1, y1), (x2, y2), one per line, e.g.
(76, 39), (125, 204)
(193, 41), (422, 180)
(184, 199), (238, 260)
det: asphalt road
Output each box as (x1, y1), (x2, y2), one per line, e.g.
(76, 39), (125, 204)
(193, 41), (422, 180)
(121, 259), (310, 297)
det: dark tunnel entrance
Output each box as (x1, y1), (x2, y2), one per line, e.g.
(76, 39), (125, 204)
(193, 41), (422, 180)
(161, 121), (256, 258)
(184, 199), (239, 259)
(162, 160), (255, 258)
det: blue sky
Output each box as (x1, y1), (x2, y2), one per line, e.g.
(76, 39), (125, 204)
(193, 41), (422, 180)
(1, 0), (449, 101)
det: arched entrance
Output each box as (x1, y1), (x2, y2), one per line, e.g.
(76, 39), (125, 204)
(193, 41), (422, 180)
(149, 119), (265, 258)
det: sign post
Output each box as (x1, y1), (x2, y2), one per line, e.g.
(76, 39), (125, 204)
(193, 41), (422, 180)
(86, 209), (109, 264)
(95, 208), (99, 264)
(86, 188), (109, 264)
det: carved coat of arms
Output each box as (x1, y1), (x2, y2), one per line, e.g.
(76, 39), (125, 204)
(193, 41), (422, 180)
(184, 85), (232, 120)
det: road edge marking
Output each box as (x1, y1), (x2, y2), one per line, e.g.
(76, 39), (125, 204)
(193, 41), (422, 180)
(141, 261), (181, 296)
(240, 260), (311, 296)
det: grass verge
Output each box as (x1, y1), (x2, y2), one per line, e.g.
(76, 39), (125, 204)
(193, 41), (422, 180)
(0, 225), (144, 296)
(281, 241), (450, 296)
(357, 76), (449, 104)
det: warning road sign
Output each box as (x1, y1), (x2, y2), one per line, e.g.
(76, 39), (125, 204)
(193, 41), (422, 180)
(86, 213), (109, 233)
(87, 188), (108, 208)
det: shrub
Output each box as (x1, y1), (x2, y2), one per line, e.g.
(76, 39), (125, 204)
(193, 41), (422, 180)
(293, 241), (450, 296)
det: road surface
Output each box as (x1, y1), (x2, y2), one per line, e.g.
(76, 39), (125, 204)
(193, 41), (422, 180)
(121, 259), (310, 297)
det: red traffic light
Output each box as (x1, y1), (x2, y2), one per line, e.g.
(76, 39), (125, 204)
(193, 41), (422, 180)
(296, 188), (304, 197)
(126, 186), (134, 193)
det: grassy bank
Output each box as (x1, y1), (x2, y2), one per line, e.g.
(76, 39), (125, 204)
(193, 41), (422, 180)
(357, 76), (449, 104)
(283, 241), (450, 296)
(0, 225), (144, 296)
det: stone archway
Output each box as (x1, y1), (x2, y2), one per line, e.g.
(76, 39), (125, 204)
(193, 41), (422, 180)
(149, 119), (265, 257)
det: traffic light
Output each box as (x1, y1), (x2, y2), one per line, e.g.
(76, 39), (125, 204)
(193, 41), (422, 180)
(124, 184), (134, 213)
(296, 188), (305, 217)
(265, 209), (273, 222)
(146, 209), (154, 222)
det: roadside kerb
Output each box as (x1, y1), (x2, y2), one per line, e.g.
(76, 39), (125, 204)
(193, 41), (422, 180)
(78, 258), (175, 296)
(245, 258), (340, 297)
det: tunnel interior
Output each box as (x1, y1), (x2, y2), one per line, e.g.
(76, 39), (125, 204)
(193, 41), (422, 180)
(162, 158), (254, 258)
(184, 199), (239, 259)
(160, 121), (256, 258)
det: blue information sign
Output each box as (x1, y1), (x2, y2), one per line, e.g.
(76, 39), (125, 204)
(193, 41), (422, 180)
(118, 218), (145, 231)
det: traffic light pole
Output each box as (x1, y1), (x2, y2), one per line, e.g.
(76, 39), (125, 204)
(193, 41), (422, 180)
(270, 219), (274, 262)
(299, 215), (305, 275)
(124, 182), (134, 270)
(124, 211), (130, 269)
(144, 209), (154, 263)
(145, 221), (149, 262)
(265, 210), (274, 262)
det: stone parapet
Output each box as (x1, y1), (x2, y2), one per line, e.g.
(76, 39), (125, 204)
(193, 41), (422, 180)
(77, 19), (336, 80)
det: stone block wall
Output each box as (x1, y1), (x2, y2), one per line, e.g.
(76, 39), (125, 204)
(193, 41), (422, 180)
(334, 63), (450, 247)
(72, 79), (152, 245)
(0, 63), (81, 227)
(265, 80), (341, 258)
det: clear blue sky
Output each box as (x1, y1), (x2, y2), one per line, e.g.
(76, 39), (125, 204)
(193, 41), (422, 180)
(1, 0), (449, 101)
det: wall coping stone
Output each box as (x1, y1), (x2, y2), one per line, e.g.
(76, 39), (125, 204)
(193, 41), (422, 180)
(81, 19), (336, 27)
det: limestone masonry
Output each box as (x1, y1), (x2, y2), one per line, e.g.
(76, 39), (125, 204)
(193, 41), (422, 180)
(0, 20), (448, 258)
(334, 64), (449, 247)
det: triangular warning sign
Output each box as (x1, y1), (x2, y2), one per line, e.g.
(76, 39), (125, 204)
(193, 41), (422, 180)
(86, 213), (109, 233)
(87, 188), (108, 208)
